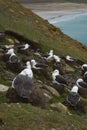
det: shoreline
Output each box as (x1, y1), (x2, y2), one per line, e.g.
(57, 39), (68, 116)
(22, 3), (87, 22)
(48, 10), (87, 23)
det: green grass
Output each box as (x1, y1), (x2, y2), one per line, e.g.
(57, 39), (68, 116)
(0, 103), (87, 130)
(0, 1), (87, 130)
(0, 0), (87, 62)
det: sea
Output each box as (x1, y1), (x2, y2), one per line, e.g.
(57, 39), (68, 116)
(49, 12), (87, 45)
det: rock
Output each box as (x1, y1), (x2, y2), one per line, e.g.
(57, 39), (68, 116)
(65, 64), (75, 73)
(29, 87), (52, 108)
(43, 85), (60, 97)
(50, 102), (71, 115)
(0, 84), (9, 92)
(6, 88), (29, 103)
(6, 62), (22, 73)
(7, 38), (14, 44)
(80, 97), (87, 105)
(51, 84), (65, 95)
(79, 88), (87, 98)
(4, 71), (15, 81)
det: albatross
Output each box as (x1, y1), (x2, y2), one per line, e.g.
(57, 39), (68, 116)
(76, 78), (87, 88)
(12, 61), (34, 98)
(43, 50), (53, 60)
(53, 55), (61, 63)
(31, 59), (48, 69)
(66, 55), (76, 62)
(52, 69), (68, 86)
(81, 64), (87, 75)
(15, 43), (30, 50)
(6, 48), (20, 63)
(67, 85), (80, 106)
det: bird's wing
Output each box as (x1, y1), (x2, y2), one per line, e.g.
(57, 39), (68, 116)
(35, 63), (48, 68)
(9, 55), (19, 63)
(15, 45), (25, 50)
(43, 53), (50, 58)
(78, 81), (87, 88)
(55, 75), (67, 85)
(13, 75), (34, 98)
(67, 92), (80, 106)
(83, 73), (87, 80)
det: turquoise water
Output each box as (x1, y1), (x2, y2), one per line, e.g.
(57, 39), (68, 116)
(49, 13), (87, 45)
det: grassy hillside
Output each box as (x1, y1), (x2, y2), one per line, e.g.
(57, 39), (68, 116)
(0, 0), (87, 63)
(0, 103), (87, 130)
(0, 1), (87, 130)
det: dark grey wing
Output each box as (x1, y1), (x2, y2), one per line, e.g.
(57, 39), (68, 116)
(78, 81), (87, 88)
(43, 53), (50, 58)
(67, 92), (80, 106)
(15, 45), (25, 49)
(83, 73), (87, 82)
(10, 56), (19, 63)
(70, 57), (75, 61)
(35, 63), (48, 68)
(13, 75), (35, 98)
(82, 66), (87, 75)
(56, 75), (68, 86)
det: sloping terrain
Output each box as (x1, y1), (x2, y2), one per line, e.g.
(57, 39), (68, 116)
(0, 0), (87, 62)
(0, 0), (87, 130)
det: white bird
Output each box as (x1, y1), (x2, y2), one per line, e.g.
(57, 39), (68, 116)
(66, 55), (76, 62)
(12, 61), (33, 87)
(76, 78), (87, 88)
(6, 48), (20, 63)
(53, 55), (61, 62)
(71, 85), (79, 93)
(15, 43), (30, 52)
(81, 64), (87, 75)
(20, 61), (33, 78)
(52, 69), (68, 86)
(31, 59), (48, 70)
(12, 62), (34, 98)
(20, 43), (30, 50)
(43, 50), (53, 60)
(67, 85), (80, 106)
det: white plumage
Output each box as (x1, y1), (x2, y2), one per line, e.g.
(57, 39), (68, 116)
(71, 85), (79, 93)
(52, 69), (68, 86)
(43, 50), (53, 60)
(53, 55), (61, 62)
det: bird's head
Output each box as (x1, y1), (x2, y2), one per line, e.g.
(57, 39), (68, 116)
(76, 78), (83, 87)
(82, 64), (87, 69)
(25, 43), (30, 48)
(53, 69), (59, 75)
(50, 50), (53, 54)
(31, 59), (36, 66)
(26, 61), (31, 68)
(71, 85), (79, 93)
